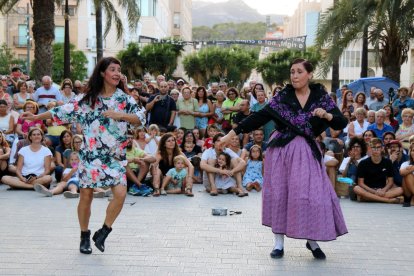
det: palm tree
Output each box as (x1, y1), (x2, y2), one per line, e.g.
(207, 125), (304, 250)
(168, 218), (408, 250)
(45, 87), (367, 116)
(0, 0), (58, 82)
(315, 0), (414, 84)
(93, 0), (140, 61)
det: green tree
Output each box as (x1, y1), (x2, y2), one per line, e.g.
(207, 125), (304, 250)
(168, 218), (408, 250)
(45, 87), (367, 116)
(117, 42), (144, 81)
(0, 43), (25, 75)
(93, 0), (140, 61)
(140, 42), (184, 78)
(256, 48), (321, 88)
(52, 43), (87, 83)
(193, 22), (275, 41)
(183, 46), (258, 87)
(315, 0), (414, 83)
(0, 1), (59, 82)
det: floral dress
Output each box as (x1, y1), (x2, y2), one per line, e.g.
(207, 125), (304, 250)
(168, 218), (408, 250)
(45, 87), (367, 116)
(49, 89), (146, 188)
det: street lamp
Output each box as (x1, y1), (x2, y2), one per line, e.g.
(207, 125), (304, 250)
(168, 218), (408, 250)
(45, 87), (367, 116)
(64, 0), (70, 78)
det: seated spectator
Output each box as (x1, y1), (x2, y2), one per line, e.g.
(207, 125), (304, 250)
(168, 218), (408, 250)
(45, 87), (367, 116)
(367, 110), (376, 124)
(0, 99), (15, 145)
(320, 142), (339, 188)
(192, 127), (204, 148)
(362, 129), (377, 156)
(339, 137), (368, 183)
(369, 89), (386, 111)
(15, 101), (43, 140)
(213, 152), (244, 195)
(45, 101), (68, 147)
(367, 109), (394, 138)
(54, 130), (73, 182)
(228, 136), (242, 157)
(396, 108), (414, 150)
(152, 133), (194, 197)
(241, 129), (268, 160)
(392, 86), (414, 124)
(232, 99), (251, 146)
(0, 83), (12, 107)
(13, 81), (32, 113)
(175, 127), (186, 146)
(399, 143), (414, 207)
(352, 92), (369, 113)
(32, 76), (63, 113)
(132, 126), (147, 151)
(341, 90), (354, 114)
(62, 134), (83, 167)
(383, 104), (399, 131)
(126, 135), (156, 196)
(385, 140), (408, 188)
(0, 132), (10, 178)
(180, 130), (202, 183)
(1, 128), (52, 190)
(242, 145), (263, 192)
(323, 127), (345, 154)
(200, 133), (246, 196)
(160, 155), (188, 195)
(348, 108), (369, 140)
(145, 124), (161, 156)
(354, 138), (403, 203)
(203, 124), (219, 150)
(60, 79), (76, 104)
(383, 131), (396, 146)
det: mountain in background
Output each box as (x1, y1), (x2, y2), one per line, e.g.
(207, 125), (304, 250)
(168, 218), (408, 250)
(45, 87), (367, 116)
(192, 0), (285, 27)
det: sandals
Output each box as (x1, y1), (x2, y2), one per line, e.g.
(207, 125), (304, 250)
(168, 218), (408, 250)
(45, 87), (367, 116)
(185, 188), (194, 197)
(153, 188), (160, 197)
(160, 189), (167, 196)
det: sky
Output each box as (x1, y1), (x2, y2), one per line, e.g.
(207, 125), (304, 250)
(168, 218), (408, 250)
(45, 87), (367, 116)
(196, 0), (303, 16)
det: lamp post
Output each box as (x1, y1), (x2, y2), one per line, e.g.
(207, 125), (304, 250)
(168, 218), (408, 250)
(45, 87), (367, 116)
(26, 3), (30, 76)
(63, 0), (70, 78)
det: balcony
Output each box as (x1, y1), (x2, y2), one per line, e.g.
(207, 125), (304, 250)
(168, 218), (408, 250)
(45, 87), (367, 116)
(13, 36), (32, 48)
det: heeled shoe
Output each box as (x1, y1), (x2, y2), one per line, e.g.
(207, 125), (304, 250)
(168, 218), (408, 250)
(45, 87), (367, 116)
(92, 224), (112, 252)
(80, 230), (92, 254)
(270, 248), (284, 259)
(306, 242), (326, 260)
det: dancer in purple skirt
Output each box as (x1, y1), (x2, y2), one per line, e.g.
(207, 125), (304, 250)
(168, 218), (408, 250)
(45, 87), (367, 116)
(219, 59), (348, 259)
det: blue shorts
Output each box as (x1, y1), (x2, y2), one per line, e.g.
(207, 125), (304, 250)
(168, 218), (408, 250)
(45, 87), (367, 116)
(67, 179), (80, 189)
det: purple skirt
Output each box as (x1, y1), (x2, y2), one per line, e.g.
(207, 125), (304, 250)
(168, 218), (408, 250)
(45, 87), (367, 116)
(262, 136), (348, 241)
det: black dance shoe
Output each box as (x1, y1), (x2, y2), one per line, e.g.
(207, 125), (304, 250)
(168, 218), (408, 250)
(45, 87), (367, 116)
(306, 242), (326, 260)
(80, 230), (92, 254)
(92, 224), (112, 252)
(270, 248), (284, 259)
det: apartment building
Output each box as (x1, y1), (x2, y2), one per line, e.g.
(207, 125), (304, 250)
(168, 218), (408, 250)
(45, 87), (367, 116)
(0, 0), (192, 77)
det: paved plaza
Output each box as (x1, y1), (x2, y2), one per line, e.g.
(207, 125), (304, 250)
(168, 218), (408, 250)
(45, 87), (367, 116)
(0, 183), (414, 276)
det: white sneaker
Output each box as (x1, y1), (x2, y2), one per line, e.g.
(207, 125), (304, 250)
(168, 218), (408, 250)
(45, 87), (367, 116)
(34, 184), (52, 197)
(63, 191), (79, 198)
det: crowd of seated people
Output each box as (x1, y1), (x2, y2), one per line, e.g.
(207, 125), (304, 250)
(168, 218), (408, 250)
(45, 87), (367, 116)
(1, 68), (414, 208)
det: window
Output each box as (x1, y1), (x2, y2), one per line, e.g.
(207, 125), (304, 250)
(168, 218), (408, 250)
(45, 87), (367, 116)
(55, 26), (64, 43)
(340, 50), (361, 68)
(18, 24), (28, 46)
(62, 5), (76, 16)
(173, 13), (180, 29)
(138, 0), (157, 16)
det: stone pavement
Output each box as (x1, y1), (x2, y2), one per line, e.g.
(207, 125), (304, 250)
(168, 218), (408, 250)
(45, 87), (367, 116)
(0, 183), (414, 276)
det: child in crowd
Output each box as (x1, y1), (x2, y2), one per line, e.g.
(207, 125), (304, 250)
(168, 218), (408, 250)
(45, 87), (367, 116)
(192, 127), (204, 148)
(215, 152), (244, 196)
(203, 124), (219, 150)
(242, 145), (263, 192)
(145, 124), (161, 155)
(160, 155), (188, 195)
(175, 127), (186, 146)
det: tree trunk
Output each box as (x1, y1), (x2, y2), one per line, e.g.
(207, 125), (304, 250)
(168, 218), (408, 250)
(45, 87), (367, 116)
(96, 3), (103, 62)
(32, 0), (55, 83)
(331, 0), (339, 93)
(382, 62), (401, 84)
(360, 26), (368, 78)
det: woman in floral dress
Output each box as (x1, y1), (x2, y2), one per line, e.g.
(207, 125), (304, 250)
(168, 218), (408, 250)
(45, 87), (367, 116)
(21, 57), (146, 255)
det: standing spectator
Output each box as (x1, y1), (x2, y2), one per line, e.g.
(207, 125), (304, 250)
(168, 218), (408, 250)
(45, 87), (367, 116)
(251, 90), (275, 141)
(207, 82), (219, 103)
(176, 86), (198, 130)
(210, 91), (225, 129)
(367, 109), (394, 138)
(222, 87), (242, 128)
(176, 79), (185, 92)
(195, 86), (214, 138)
(169, 89), (181, 128)
(354, 138), (403, 203)
(33, 76), (63, 113)
(146, 81), (176, 130)
(219, 82), (228, 95)
(13, 81), (32, 113)
(369, 89), (386, 111)
(392, 87), (414, 124)
(167, 79), (176, 91)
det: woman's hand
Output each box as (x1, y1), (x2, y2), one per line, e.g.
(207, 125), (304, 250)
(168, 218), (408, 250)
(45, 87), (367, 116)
(20, 112), (36, 121)
(103, 109), (123, 120)
(312, 108), (333, 121)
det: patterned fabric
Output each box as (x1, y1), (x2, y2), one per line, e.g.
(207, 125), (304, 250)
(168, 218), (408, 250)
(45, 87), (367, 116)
(242, 160), (263, 187)
(49, 89), (146, 188)
(262, 136), (348, 241)
(196, 103), (209, 129)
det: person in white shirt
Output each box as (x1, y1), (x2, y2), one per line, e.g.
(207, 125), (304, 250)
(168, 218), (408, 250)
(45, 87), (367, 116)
(200, 133), (246, 196)
(1, 127), (52, 189)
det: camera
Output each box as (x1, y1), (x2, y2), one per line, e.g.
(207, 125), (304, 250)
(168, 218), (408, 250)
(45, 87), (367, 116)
(388, 88), (395, 104)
